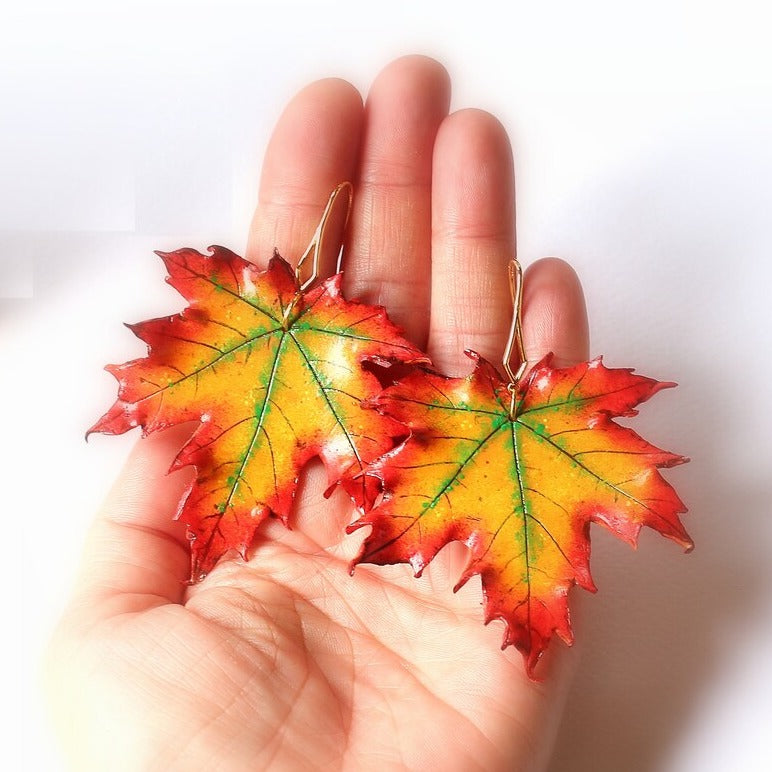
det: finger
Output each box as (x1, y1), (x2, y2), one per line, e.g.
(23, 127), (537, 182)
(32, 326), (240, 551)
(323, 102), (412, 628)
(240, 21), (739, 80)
(344, 55), (450, 346)
(70, 427), (195, 613)
(521, 257), (589, 366)
(246, 78), (363, 269)
(428, 109), (517, 374)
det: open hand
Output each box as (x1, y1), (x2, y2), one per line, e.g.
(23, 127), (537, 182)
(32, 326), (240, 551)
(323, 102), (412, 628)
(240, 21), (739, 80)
(46, 56), (589, 771)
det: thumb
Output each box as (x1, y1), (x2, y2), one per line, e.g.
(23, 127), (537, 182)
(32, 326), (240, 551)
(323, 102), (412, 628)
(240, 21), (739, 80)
(69, 426), (194, 617)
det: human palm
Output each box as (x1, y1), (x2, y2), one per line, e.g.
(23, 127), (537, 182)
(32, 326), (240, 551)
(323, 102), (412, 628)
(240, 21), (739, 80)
(47, 57), (588, 771)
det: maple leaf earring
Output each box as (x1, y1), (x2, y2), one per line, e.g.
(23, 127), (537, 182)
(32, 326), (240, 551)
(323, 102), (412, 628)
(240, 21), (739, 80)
(89, 183), (427, 580)
(349, 257), (692, 678)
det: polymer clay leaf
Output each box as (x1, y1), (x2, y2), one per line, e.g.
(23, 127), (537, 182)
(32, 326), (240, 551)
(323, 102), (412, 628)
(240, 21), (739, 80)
(91, 246), (424, 578)
(351, 351), (691, 675)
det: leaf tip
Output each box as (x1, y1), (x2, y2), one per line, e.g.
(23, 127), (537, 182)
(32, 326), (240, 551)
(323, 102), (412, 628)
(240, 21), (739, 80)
(411, 554), (426, 578)
(522, 650), (547, 682)
(154, 247), (187, 273)
(495, 619), (549, 681)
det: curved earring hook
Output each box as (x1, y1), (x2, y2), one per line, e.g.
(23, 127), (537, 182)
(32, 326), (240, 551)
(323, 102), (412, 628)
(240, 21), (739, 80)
(503, 258), (528, 387)
(295, 181), (354, 291)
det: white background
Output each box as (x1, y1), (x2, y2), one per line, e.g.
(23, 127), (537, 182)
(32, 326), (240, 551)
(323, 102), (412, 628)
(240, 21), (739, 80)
(4, 1), (771, 769)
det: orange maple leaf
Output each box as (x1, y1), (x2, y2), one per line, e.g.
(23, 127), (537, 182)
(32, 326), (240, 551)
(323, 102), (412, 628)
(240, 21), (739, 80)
(91, 246), (424, 579)
(350, 351), (691, 675)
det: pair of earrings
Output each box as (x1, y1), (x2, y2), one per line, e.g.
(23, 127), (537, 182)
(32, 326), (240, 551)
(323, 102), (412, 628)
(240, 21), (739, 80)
(91, 183), (690, 674)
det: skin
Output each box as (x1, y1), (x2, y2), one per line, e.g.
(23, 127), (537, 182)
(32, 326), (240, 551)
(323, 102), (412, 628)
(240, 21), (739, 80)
(45, 56), (590, 771)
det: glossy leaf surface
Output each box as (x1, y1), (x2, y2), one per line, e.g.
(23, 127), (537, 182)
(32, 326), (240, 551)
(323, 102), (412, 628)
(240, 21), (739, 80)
(91, 247), (424, 578)
(351, 351), (691, 675)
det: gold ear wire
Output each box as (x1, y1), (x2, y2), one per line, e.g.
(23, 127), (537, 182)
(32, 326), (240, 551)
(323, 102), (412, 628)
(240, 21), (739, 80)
(503, 258), (527, 386)
(296, 181), (354, 291)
